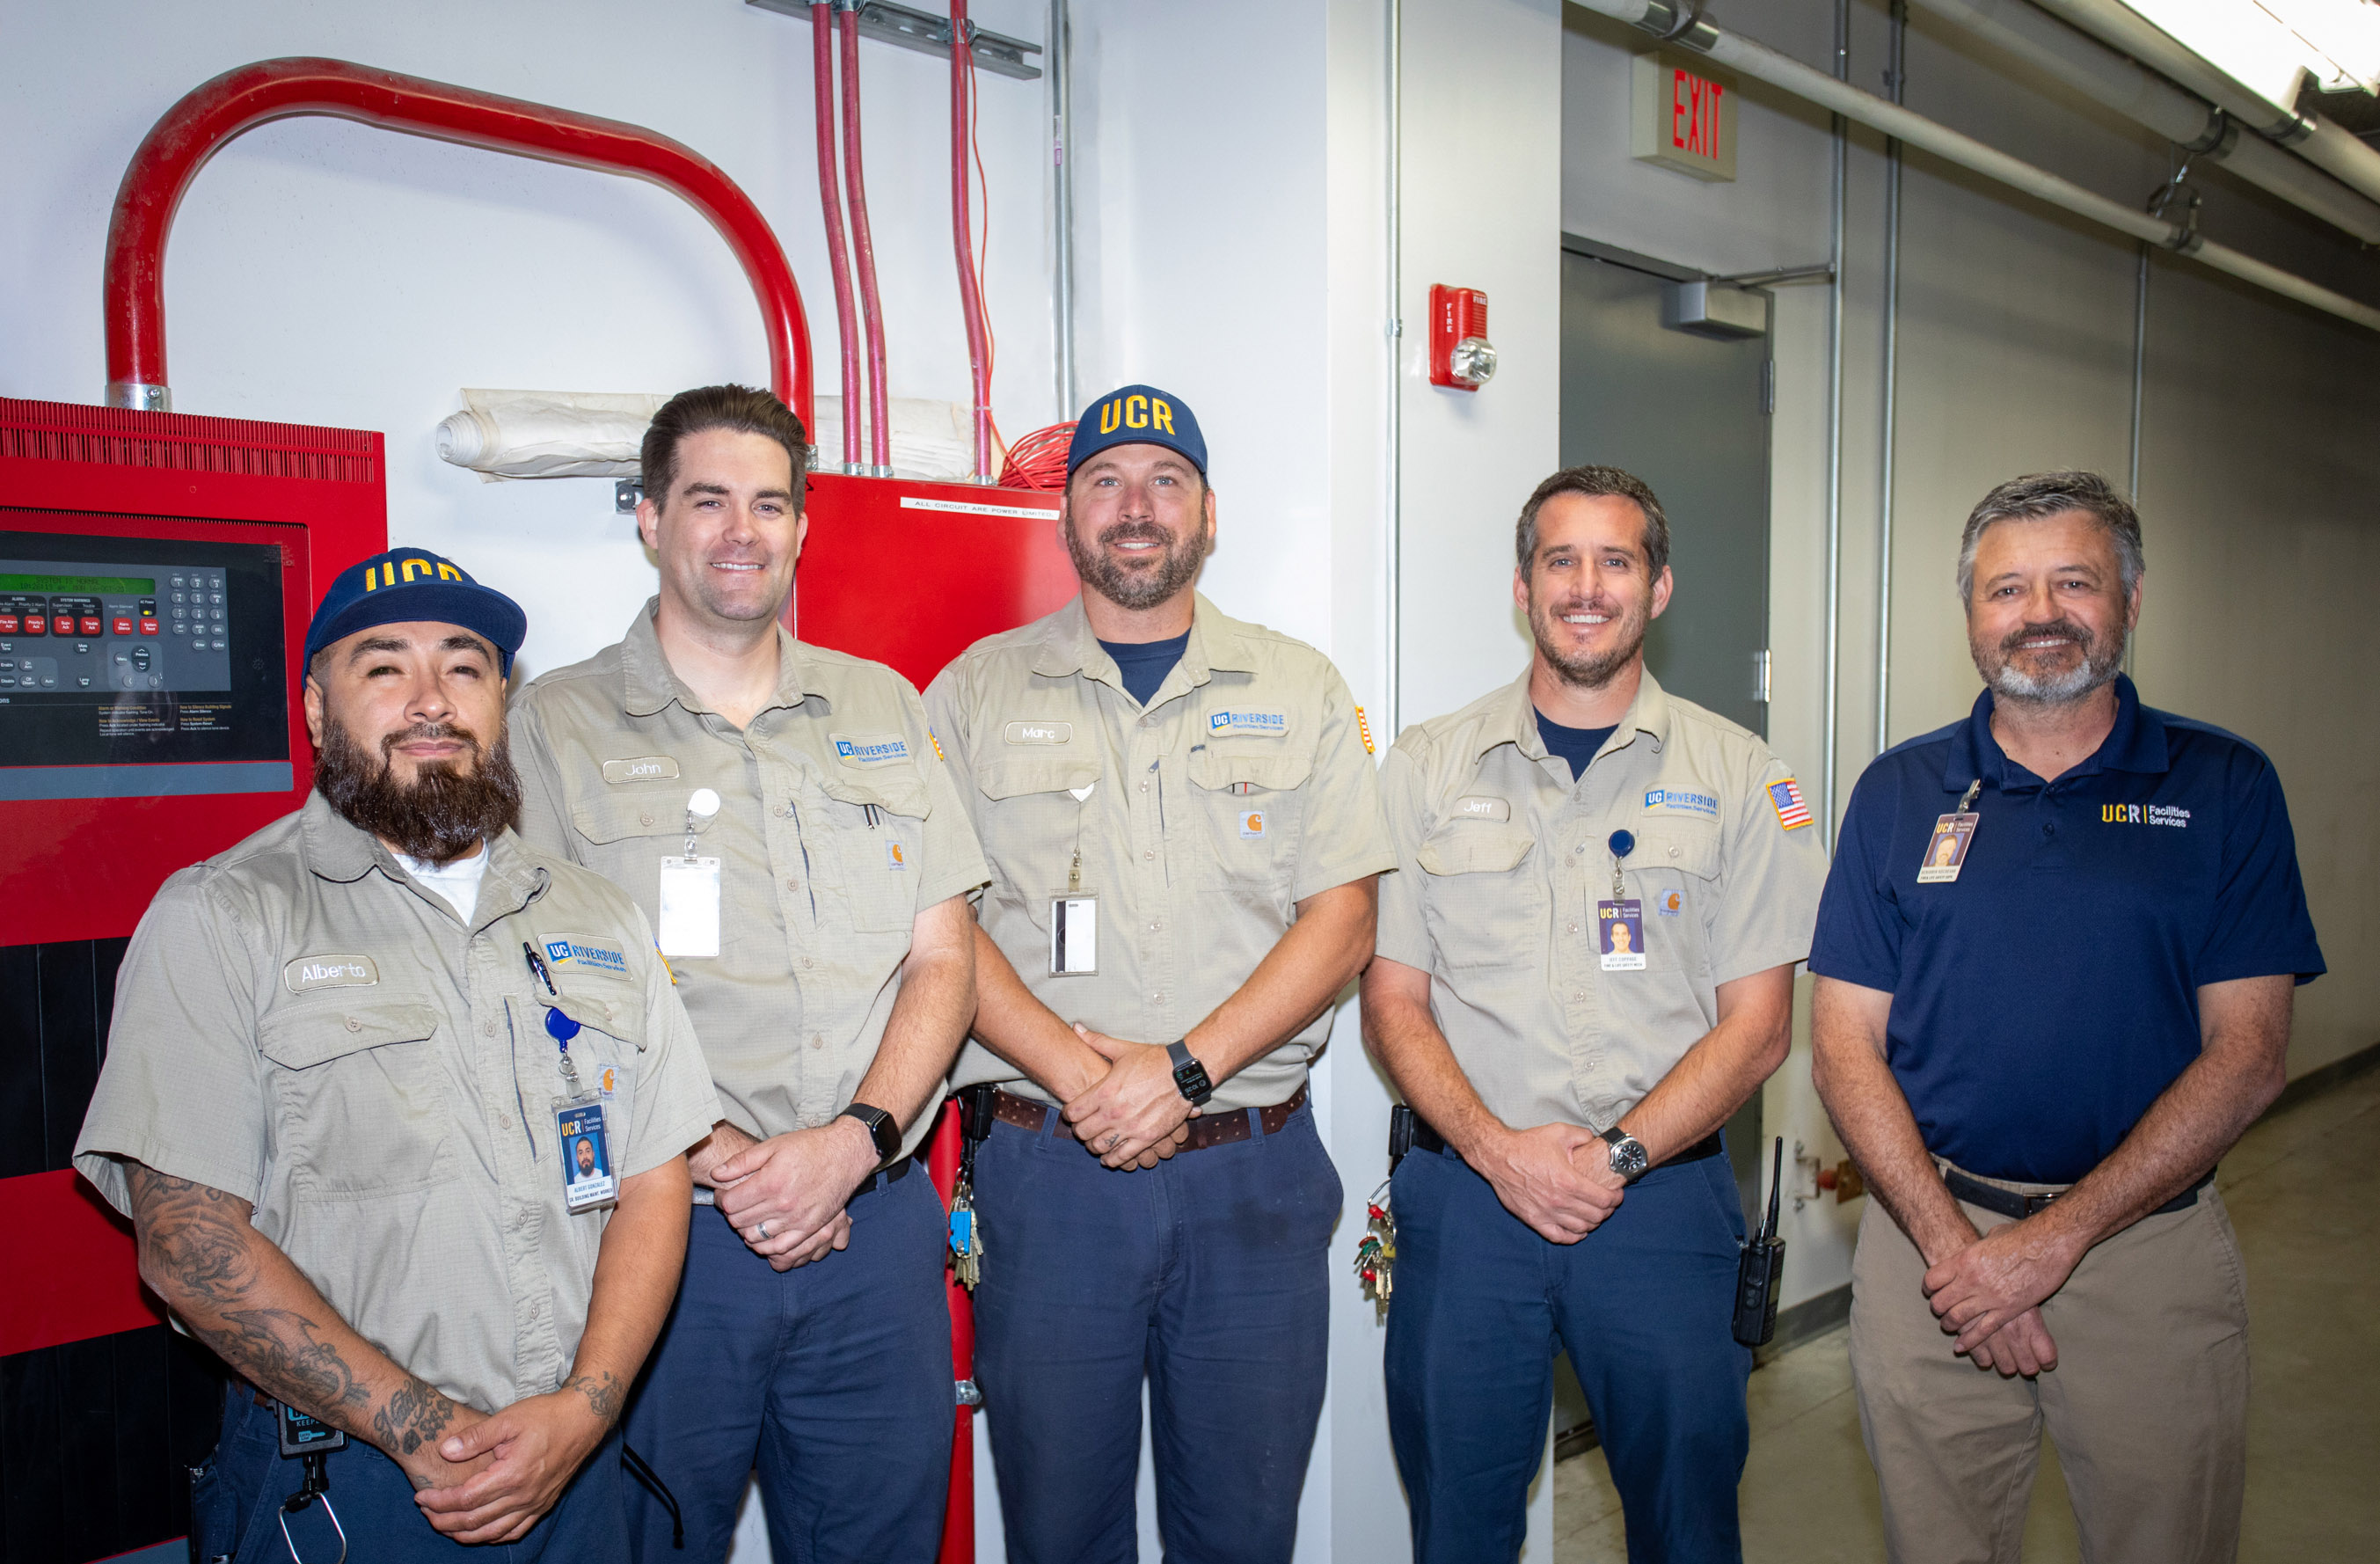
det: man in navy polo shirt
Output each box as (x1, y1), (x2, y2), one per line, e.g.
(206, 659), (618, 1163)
(1810, 471), (2322, 1564)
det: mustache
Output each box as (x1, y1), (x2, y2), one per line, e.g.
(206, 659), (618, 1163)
(1999, 618), (2094, 655)
(1097, 521), (1174, 548)
(379, 720), (484, 759)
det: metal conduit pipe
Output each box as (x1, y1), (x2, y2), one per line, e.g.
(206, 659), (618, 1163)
(1564, 2), (2380, 333)
(811, 2), (863, 472)
(2029, 0), (2380, 208)
(1911, 0), (2380, 245)
(103, 56), (816, 425)
(839, 0), (894, 475)
(950, 0), (996, 480)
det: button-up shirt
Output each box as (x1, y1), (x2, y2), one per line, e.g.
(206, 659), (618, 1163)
(1376, 669), (1826, 1133)
(925, 594), (1398, 1112)
(511, 602), (989, 1158)
(74, 796), (721, 1414)
(1811, 675), (2324, 1183)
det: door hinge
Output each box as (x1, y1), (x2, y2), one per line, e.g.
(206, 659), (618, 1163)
(1751, 649), (1771, 703)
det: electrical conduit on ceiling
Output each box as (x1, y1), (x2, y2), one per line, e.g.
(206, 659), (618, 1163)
(839, 0), (894, 476)
(102, 56), (814, 427)
(951, 0), (996, 480)
(1910, 0), (2380, 245)
(812, 2), (864, 472)
(1564, 3), (2380, 333)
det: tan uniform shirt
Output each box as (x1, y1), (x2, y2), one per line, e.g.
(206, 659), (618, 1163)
(1375, 670), (1826, 1132)
(511, 603), (989, 1158)
(924, 594), (1397, 1111)
(73, 796), (721, 1414)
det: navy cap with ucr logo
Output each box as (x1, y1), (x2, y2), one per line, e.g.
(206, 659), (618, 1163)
(303, 548), (529, 677)
(1066, 384), (1208, 479)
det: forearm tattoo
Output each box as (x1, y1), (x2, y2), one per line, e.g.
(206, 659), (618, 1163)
(127, 1166), (370, 1421)
(561, 1370), (625, 1427)
(372, 1374), (462, 1456)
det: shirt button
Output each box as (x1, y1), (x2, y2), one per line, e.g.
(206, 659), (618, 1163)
(497, 1114), (512, 1130)
(802, 957), (815, 970)
(640, 810), (655, 827)
(1567, 922), (1580, 933)
(1149, 921), (1162, 932)
(1151, 991), (1165, 1003)
(1668, 844), (1680, 858)
(1143, 850), (1155, 860)
(343, 1015), (362, 1032)
(1140, 780), (1149, 792)
(776, 803), (792, 817)
(785, 878), (801, 892)
(810, 1032), (825, 1049)
(482, 1020), (496, 1037)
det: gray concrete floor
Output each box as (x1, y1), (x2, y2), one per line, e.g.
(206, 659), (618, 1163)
(1554, 1063), (2380, 1561)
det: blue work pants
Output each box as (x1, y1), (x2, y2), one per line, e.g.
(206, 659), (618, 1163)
(623, 1165), (954, 1563)
(1384, 1140), (1752, 1564)
(971, 1097), (1340, 1564)
(191, 1385), (624, 1563)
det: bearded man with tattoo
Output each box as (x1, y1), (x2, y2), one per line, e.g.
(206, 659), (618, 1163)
(74, 548), (720, 1560)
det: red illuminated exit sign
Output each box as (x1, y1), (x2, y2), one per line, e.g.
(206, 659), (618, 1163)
(1632, 49), (1737, 182)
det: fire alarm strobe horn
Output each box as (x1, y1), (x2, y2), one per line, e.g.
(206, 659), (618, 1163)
(1427, 284), (1497, 391)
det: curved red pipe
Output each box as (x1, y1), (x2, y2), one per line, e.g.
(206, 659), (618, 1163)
(102, 56), (814, 434)
(949, 3), (994, 479)
(812, 6), (863, 470)
(840, 2), (894, 475)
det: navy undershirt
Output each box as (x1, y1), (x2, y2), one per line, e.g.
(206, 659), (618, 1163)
(1535, 710), (1617, 781)
(1099, 631), (1191, 706)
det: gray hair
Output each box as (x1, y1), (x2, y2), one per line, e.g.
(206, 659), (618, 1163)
(1956, 471), (2144, 602)
(1515, 465), (1672, 579)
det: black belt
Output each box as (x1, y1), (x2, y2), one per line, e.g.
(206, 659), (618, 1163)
(1409, 1115), (1722, 1170)
(1943, 1164), (2212, 1222)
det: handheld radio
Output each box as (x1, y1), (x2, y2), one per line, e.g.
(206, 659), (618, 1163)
(1732, 1136), (1787, 1348)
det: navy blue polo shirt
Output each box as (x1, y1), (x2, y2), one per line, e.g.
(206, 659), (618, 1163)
(1810, 676), (2323, 1184)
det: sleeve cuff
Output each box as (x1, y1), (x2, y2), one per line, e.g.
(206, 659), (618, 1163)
(1290, 848), (1399, 907)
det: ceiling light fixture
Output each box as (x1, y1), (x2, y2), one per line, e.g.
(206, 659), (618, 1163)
(2119, 0), (2380, 111)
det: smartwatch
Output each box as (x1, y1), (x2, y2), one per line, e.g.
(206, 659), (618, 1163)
(839, 1102), (902, 1167)
(1165, 1041), (1215, 1107)
(1601, 1124), (1650, 1185)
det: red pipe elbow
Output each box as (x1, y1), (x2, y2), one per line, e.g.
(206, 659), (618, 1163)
(101, 56), (814, 433)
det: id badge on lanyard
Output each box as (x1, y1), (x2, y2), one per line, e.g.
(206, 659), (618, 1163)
(657, 788), (723, 958)
(1597, 830), (1646, 972)
(1049, 786), (1099, 976)
(525, 943), (617, 1213)
(1917, 780), (1983, 884)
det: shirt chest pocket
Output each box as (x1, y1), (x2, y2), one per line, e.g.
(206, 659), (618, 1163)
(566, 791), (688, 906)
(509, 992), (646, 1171)
(813, 768), (932, 933)
(1187, 744), (1312, 901)
(1622, 824), (1721, 975)
(257, 1001), (456, 1201)
(1416, 822), (1547, 968)
(975, 755), (1101, 915)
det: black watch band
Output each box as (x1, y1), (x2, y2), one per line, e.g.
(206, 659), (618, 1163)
(839, 1102), (902, 1166)
(1166, 1040), (1214, 1107)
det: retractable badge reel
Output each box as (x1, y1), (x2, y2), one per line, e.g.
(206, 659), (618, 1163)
(658, 787), (723, 958)
(1598, 830), (1646, 971)
(1049, 782), (1099, 976)
(526, 941), (617, 1214)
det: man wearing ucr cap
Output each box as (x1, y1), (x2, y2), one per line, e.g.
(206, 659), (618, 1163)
(924, 384), (1397, 1561)
(74, 548), (720, 1562)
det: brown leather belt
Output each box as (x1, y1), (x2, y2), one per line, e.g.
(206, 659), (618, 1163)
(992, 1083), (1309, 1153)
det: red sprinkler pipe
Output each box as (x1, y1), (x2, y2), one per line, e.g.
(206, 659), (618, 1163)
(926, 1101), (977, 1564)
(812, 4), (864, 471)
(839, 0), (894, 476)
(949, 2), (994, 480)
(102, 56), (814, 435)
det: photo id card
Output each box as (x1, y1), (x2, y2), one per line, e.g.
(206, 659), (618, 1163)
(1597, 898), (1646, 971)
(556, 1100), (618, 1212)
(657, 856), (721, 958)
(1916, 814), (1978, 884)
(1049, 894), (1099, 976)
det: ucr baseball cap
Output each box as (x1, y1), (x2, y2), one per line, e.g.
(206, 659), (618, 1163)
(303, 548), (529, 677)
(1066, 384), (1208, 478)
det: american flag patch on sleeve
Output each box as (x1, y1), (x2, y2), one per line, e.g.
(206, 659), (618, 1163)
(1768, 778), (1814, 831)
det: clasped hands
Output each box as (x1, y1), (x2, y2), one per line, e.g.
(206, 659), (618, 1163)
(692, 1117), (880, 1272)
(1478, 1122), (1628, 1245)
(1921, 1213), (2087, 1379)
(403, 1382), (609, 1545)
(1060, 1025), (1198, 1170)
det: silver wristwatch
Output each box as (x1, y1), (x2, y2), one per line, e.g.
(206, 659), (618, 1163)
(1601, 1124), (1650, 1184)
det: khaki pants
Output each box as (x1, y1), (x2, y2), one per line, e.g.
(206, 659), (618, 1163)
(1847, 1170), (2251, 1564)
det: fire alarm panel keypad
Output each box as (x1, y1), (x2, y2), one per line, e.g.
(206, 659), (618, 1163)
(0, 562), (232, 692)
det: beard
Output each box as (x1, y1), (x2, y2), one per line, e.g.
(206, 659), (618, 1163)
(1530, 590), (1652, 691)
(1973, 615), (2125, 705)
(316, 713), (522, 866)
(1063, 512), (1208, 611)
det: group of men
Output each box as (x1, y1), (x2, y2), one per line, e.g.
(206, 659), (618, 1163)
(74, 378), (2318, 1564)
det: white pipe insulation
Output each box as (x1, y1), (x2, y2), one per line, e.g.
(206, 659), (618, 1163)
(2028, 0), (2380, 208)
(1565, 0), (2380, 334)
(1910, 0), (2380, 245)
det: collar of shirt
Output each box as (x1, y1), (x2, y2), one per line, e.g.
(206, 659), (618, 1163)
(1472, 666), (1674, 779)
(1027, 592), (1260, 705)
(617, 596), (817, 721)
(1943, 672), (2171, 795)
(298, 793), (546, 925)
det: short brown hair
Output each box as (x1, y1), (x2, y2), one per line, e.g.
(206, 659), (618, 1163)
(1515, 465), (1672, 579)
(640, 384), (811, 510)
